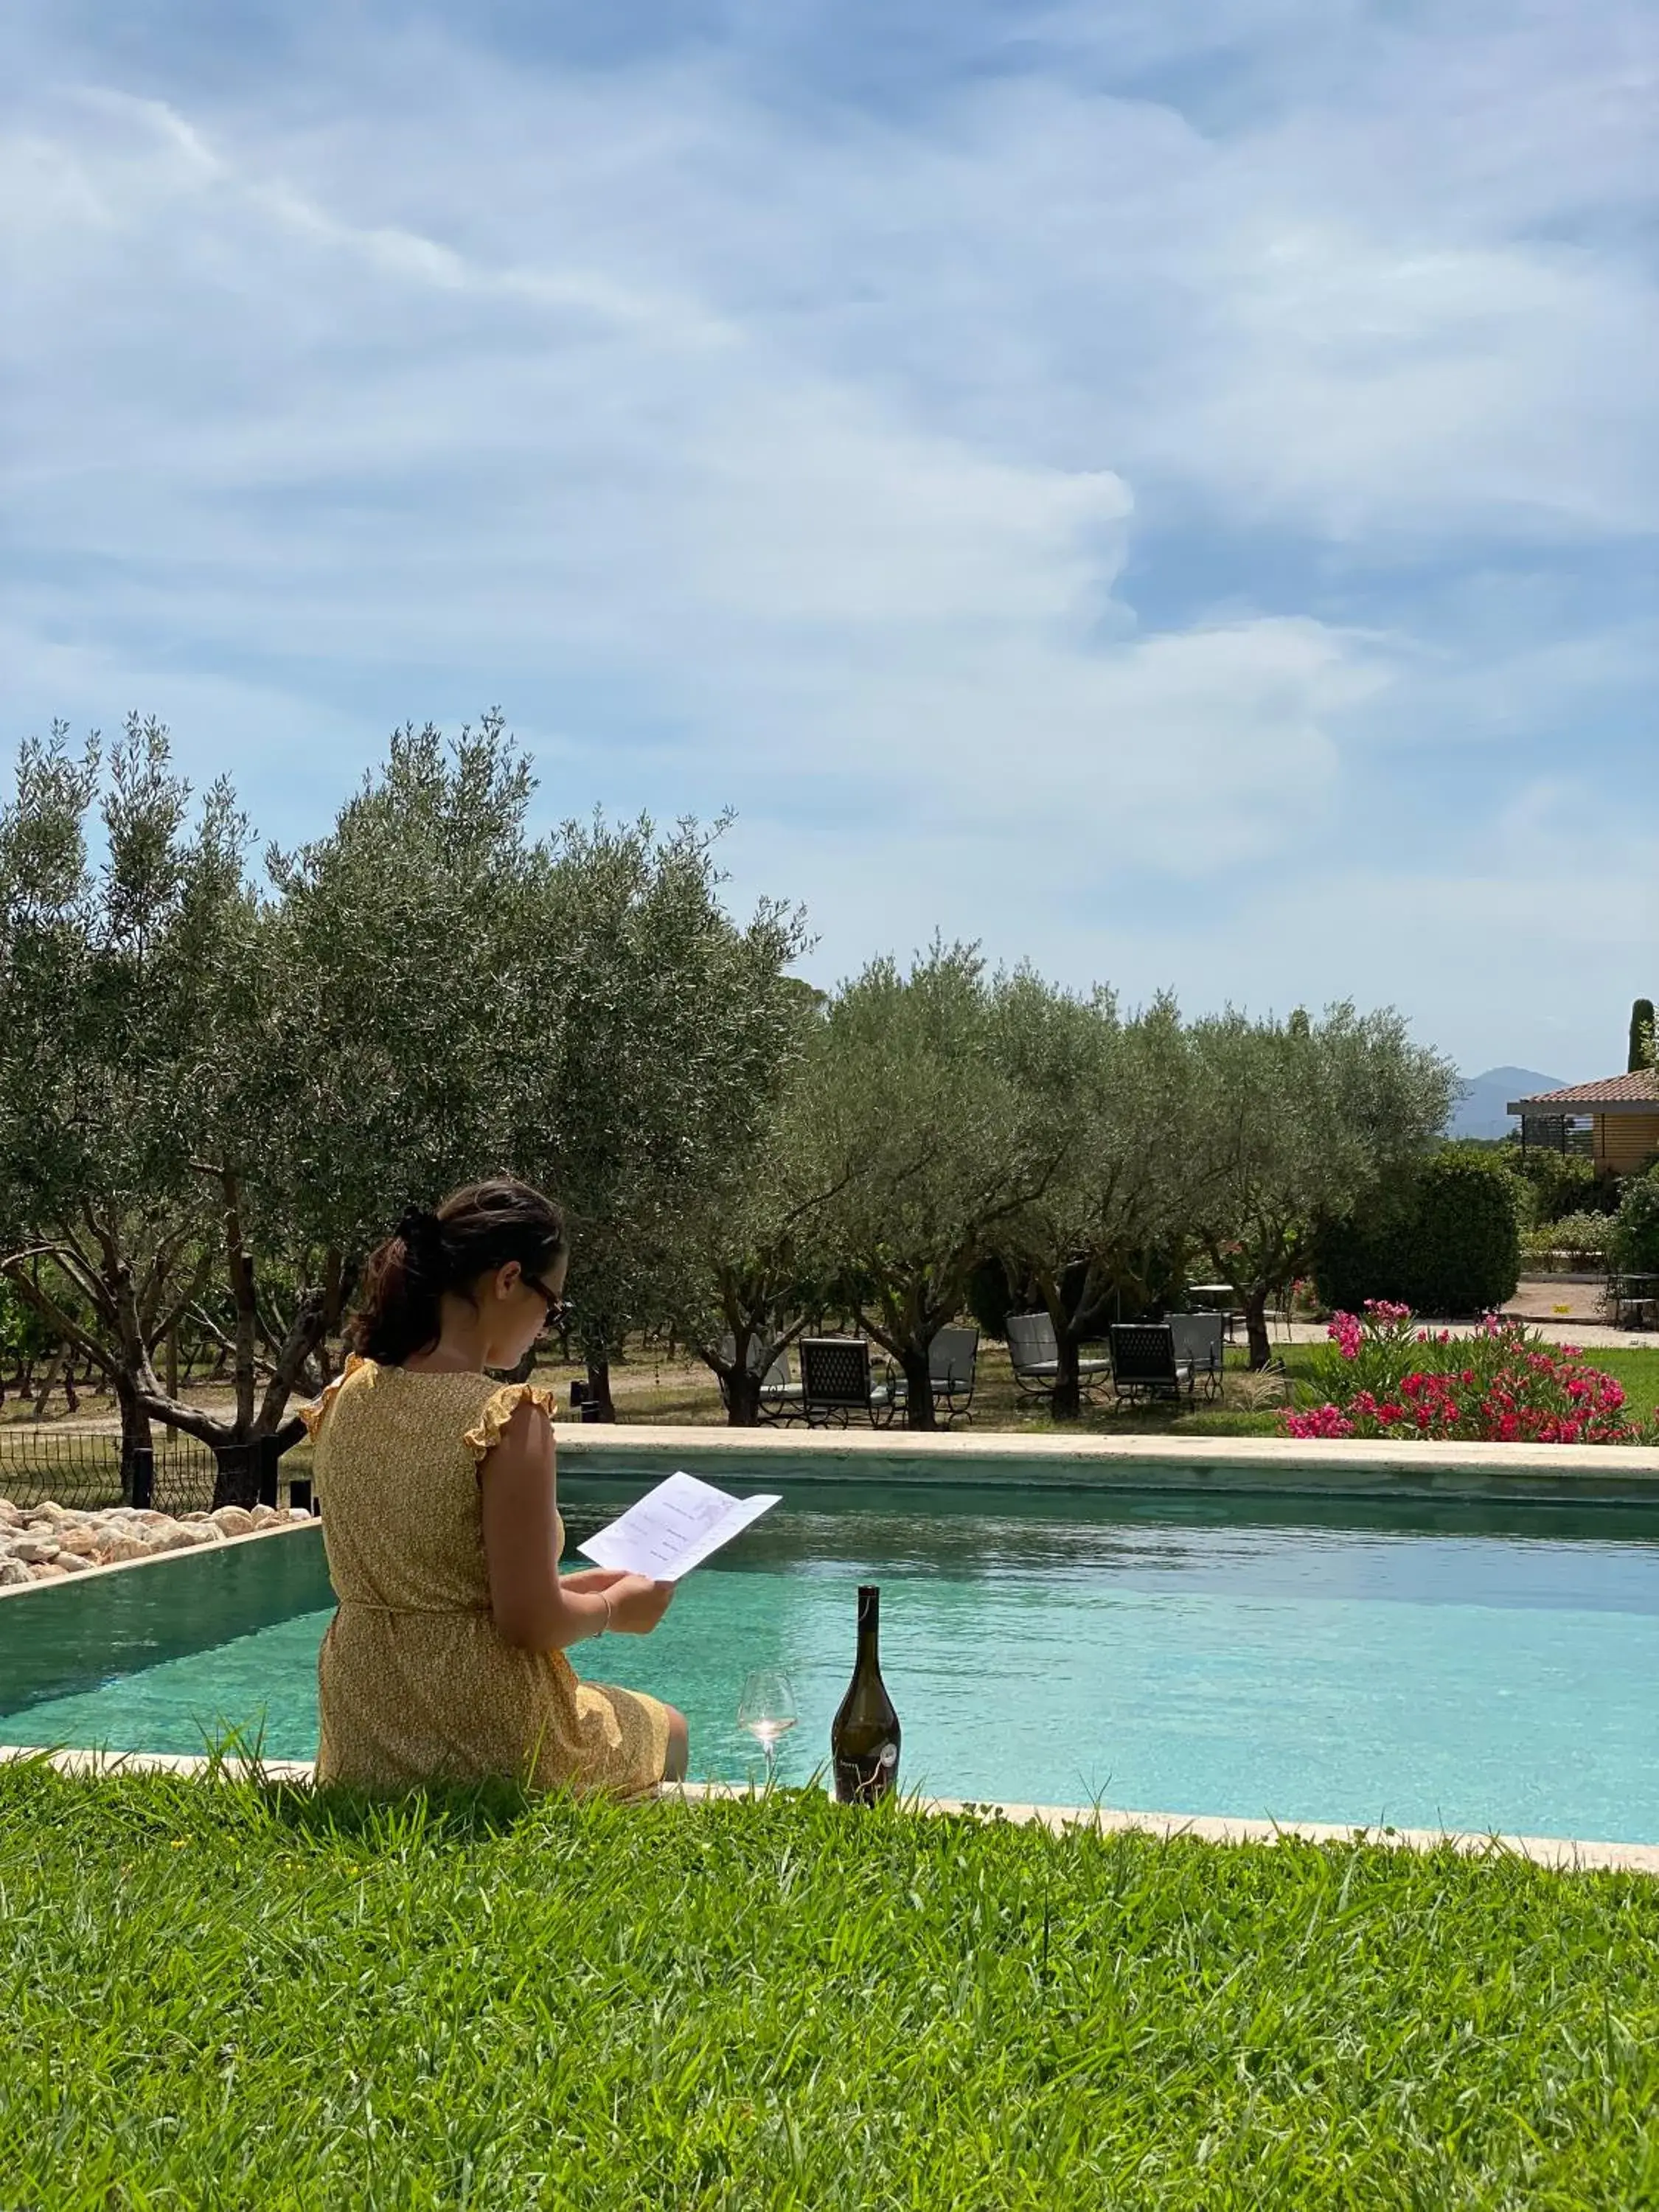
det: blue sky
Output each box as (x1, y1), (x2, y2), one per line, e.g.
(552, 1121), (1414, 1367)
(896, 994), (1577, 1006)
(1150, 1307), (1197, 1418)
(4, 0), (1657, 1079)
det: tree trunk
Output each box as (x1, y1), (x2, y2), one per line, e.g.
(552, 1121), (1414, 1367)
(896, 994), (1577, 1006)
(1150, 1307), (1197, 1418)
(1242, 1287), (1272, 1371)
(116, 1377), (153, 1503)
(1048, 1332), (1082, 1422)
(585, 1354), (616, 1422)
(33, 1347), (66, 1419)
(724, 1365), (762, 1427)
(900, 1346), (936, 1430)
(212, 1438), (262, 1511)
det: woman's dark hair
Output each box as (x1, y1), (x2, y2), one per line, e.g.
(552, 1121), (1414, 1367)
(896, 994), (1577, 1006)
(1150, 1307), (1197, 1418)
(348, 1178), (568, 1365)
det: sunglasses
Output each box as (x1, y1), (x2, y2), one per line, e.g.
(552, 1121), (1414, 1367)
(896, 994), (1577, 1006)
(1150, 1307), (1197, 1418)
(522, 1273), (572, 1329)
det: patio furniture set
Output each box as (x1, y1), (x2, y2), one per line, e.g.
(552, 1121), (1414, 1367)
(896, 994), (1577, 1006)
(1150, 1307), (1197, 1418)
(1605, 1273), (1659, 1329)
(723, 1309), (1229, 1428)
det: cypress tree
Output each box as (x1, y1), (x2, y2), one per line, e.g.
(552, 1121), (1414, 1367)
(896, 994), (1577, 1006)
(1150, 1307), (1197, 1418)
(1629, 998), (1655, 1073)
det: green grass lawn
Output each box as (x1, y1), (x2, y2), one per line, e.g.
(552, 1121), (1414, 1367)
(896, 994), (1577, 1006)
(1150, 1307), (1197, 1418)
(4, 1764), (1658, 2208)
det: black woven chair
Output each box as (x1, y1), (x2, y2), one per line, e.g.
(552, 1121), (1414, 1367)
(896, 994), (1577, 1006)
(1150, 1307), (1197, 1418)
(1109, 1322), (1194, 1402)
(799, 1338), (900, 1428)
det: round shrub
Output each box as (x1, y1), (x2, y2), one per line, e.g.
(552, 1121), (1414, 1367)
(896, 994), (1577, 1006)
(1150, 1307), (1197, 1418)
(1610, 1167), (1659, 1275)
(1312, 1150), (1522, 1317)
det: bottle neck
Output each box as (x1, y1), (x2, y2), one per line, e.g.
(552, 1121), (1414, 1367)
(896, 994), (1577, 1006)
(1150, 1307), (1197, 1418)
(855, 1586), (880, 1666)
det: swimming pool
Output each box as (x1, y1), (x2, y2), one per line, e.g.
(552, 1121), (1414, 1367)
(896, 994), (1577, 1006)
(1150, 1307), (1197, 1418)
(4, 1478), (1658, 1842)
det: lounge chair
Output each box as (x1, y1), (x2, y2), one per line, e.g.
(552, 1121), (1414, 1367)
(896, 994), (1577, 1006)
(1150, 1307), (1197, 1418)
(716, 1335), (804, 1424)
(1109, 1322), (1194, 1402)
(799, 1337), (900, 1428)
(1004, 1311), (1112, 1402)
(1167, 1312), (1225, 1399)
(888, 1324), (980, 1427)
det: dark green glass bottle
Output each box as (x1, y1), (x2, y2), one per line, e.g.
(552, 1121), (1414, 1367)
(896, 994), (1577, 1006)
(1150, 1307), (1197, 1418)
(831, 1585), (900, 1804)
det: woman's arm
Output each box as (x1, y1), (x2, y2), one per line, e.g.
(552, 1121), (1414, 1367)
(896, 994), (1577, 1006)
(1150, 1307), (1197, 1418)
(480, 1396), (671, 1650)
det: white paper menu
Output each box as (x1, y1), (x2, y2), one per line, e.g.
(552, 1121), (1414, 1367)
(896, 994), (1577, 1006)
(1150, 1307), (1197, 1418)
(577, 1471), (780, 1583)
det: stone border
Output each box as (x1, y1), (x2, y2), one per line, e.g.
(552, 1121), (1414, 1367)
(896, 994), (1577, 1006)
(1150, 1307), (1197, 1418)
(0, 1516), (318, 1602)
(552, 1421), (1659, 1501)
(554, 1421), (1659, 1474)
(4, 1745), (1654, 1877)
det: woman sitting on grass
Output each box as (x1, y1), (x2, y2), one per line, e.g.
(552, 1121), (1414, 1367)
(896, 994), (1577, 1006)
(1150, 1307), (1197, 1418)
(302, 1177), (687, 1795)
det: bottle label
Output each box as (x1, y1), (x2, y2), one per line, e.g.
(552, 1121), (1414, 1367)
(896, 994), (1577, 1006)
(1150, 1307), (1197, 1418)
(832, 1740), (899, 1806)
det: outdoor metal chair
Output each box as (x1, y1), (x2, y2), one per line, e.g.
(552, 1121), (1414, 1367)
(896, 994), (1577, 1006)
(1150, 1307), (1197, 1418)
(1168, 1312), (1225, 1399)
(1004, 1311), (1112, 1401)
(928, 1324), (979, 1424)
(1108, 1322), (1194, 1402)
(798, 1337), (899, 1428)
(888, 1324), (981, 1426)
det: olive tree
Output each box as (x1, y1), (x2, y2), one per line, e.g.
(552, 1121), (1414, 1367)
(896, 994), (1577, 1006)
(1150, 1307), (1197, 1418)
(667, 1020), (865, 1426)
(262, 713), (547, 1363)
(989, 981), (1192, 1418)
(0, 714), (546, 1502)
(0, 719), (279, 1489)
(1183, 1004), (1458, 1368)
(507, 813), (807, 1419)
(803, 945), (1064, 1429)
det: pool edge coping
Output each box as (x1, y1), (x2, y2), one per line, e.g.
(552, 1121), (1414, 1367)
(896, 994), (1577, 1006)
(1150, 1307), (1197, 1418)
(554, 1423), (1659, 1481)
(4, 1745), (1655, 1878)
(0, 1517), (317, 1602)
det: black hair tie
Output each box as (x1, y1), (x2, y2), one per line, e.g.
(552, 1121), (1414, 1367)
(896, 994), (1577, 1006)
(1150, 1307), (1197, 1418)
(396, 1205), (445, 1267)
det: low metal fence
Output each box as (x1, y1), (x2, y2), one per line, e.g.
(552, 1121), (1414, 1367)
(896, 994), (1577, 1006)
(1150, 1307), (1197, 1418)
(0, 1427), (305, 1516)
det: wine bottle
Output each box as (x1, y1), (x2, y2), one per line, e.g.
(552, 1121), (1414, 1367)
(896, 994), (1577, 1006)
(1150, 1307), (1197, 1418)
(830, 1584), (901, 1805)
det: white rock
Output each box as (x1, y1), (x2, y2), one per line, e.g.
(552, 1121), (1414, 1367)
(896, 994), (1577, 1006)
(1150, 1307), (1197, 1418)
(0, 1499), (21, 1528)
(143, 1527), (196, 1554)
(210, 1506), (257, 1537)
(288, 1506), (313, 1522)
(98, 1534), (147, 1565)
(55, 1550), (91, 1573)
(28, 1560), (69, 1581)
(182, 1523), (223, 1545)
(0, 1559), (30, 1585)
(10, 1537), (60, 1565)
(55, 1528), (102, 1559)
(28, 1500), (70, 1525)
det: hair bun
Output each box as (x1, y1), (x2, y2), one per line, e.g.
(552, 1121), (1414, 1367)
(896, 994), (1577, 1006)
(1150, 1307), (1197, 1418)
(396, 1205), (445, 1265)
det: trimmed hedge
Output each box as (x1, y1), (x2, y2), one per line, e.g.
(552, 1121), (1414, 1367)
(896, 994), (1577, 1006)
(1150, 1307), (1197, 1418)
(1313, 1150), (1522, 1318)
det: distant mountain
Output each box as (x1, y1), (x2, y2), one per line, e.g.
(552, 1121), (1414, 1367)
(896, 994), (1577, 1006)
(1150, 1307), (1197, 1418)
(1450, 1066), (1568, 1141)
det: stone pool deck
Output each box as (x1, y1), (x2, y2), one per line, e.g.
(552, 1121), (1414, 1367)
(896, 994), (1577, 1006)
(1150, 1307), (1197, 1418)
(4, 1743), (1655, 1878)
(555, 1422), (1659, 1503)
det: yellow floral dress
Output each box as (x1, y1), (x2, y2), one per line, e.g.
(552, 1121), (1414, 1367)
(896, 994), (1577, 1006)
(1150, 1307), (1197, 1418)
(300, 1355), (672, 1795)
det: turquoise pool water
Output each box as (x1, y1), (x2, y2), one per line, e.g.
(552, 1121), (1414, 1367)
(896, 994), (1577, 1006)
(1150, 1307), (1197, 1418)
(4, 1482), (1659, 1841)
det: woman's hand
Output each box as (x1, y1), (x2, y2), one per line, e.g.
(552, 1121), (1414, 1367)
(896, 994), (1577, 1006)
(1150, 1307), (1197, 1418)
(560, 1566), (631, 1596)
(601, 1573), (675, 1635)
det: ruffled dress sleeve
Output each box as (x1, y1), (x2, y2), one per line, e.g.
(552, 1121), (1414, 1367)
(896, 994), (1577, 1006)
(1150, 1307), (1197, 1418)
(299, 1352), (368, 1441)
(463, 1381), (559, 1462)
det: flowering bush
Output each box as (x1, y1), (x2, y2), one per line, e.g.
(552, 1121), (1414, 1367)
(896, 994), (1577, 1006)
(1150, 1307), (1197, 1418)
(1283, 1304), (1646, 1445)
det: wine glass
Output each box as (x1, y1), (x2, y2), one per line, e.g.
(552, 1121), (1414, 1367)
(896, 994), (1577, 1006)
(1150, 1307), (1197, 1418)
(737, 1668), (798, 1787)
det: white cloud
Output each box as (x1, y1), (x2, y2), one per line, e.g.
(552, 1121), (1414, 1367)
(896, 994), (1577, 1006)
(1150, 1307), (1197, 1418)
(1, 5), (1656, 1074)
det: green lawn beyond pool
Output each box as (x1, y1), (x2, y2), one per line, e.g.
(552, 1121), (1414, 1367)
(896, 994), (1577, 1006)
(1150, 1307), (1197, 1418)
(2, 1764), (1657, 2208)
